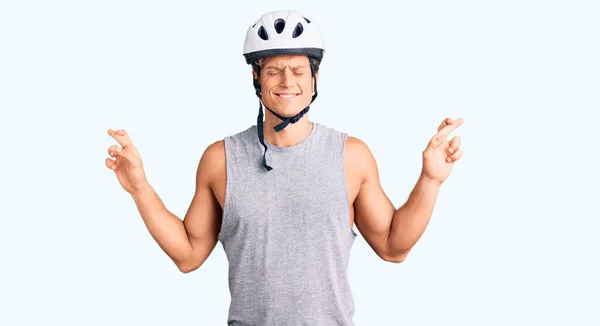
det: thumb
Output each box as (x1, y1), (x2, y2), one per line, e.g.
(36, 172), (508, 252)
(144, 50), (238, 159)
(115, 147), (142, 167)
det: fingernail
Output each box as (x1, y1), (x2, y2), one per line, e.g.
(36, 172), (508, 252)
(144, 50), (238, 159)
(447, 157), (452, 162)
(449, 147), (454, 153)
(116, 147), (121, 152)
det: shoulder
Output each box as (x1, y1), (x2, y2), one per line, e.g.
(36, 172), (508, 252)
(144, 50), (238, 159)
(345, 135), (369, 152)
(315, 122), (375, 168)
(313, 123), (370, 155)
(197, 140), (226, 187)
(344, 136), (378, 181)
(203, 139), (225, 161)
(345, 136), (373, 161)
(197, 124), (255, 186)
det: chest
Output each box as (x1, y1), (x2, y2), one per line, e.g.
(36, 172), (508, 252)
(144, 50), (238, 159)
(211, 150), (361, 229)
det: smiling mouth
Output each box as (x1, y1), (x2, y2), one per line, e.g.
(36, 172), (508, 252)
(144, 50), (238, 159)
(275, 93), (300, 98)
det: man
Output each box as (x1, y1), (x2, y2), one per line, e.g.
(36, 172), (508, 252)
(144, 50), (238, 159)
(105, 10), (463, 325)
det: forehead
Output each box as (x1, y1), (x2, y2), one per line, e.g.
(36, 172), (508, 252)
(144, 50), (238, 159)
(262, 55), (309, 67)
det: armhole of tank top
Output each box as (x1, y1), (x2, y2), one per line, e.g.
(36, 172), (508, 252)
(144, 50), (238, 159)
(218, 136), (232, 243)
(341, 132), (358, 239)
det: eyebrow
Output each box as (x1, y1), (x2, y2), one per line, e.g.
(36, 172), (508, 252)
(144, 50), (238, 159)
(264, 65), (308, 70)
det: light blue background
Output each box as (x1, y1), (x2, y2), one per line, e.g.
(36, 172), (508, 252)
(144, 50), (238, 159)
(1, 0), (598, 325)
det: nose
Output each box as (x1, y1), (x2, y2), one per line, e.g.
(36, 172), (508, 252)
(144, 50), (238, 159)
(279, 68), (295, 88)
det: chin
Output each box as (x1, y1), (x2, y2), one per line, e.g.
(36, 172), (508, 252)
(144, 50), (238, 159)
(266, 99), (310, 117)
(277, 105), (304, 116)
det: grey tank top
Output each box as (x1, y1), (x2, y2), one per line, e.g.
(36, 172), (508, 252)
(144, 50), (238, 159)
(218, 122), (358, 325)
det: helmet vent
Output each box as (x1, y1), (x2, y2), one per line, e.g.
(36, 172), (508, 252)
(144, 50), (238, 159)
(258, 26), (269, 40)
(274, 19), (285, 34)
(292, 22), (304, 38)
(303, 17), (311, 23)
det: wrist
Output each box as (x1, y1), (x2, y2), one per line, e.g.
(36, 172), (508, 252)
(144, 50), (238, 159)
(419, 173), (443, 188)
(131, 182), (153, 198)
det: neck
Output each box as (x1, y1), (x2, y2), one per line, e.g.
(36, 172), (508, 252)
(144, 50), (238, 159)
(262, 112), (313, 148)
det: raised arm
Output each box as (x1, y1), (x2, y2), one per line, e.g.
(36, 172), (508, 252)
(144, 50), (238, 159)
(349, 118), (463, 263)
(125, 140), (224, 273)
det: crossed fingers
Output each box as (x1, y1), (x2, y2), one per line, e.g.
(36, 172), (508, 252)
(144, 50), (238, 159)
(107, 128), (132, 148)
(428, 118), (464, 162)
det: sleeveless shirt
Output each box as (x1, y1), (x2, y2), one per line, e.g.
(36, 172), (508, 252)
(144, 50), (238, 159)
(218, 122), (358, 325)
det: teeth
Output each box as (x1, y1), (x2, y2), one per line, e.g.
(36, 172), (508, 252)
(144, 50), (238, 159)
(278, 94), (296, 98)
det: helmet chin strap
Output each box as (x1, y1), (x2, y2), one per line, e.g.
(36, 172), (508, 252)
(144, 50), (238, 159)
(255, 57), (318, 171)
(265, 104), (310, 132)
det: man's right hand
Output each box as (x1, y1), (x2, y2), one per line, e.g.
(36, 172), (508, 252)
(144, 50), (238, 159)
(106, 128), (149, 194)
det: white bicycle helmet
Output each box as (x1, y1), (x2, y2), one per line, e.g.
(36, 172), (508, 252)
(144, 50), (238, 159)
(243, 10), (325, 64)
(243, 10), (326, 172)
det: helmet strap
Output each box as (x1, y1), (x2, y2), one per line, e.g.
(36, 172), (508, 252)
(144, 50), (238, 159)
(256, 99), (273, 171)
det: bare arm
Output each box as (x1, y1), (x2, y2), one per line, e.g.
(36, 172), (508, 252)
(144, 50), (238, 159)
(386, 175), (440, 261)
(347, 137), (396, 262)
(349, 137), (439, 263)
(130, 140), (224, 273)
(181, 140), (225, 272)
(352, 118), (463, 263)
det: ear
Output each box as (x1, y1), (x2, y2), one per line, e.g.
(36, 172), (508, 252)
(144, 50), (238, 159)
(252, 70), (258, 80)
(315, 71), (319, 82)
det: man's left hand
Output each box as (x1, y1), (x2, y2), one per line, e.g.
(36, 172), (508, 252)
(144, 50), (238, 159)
(421, 117), (464, 186)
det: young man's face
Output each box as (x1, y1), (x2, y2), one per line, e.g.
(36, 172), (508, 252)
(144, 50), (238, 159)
(253, 55), (318, 117)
